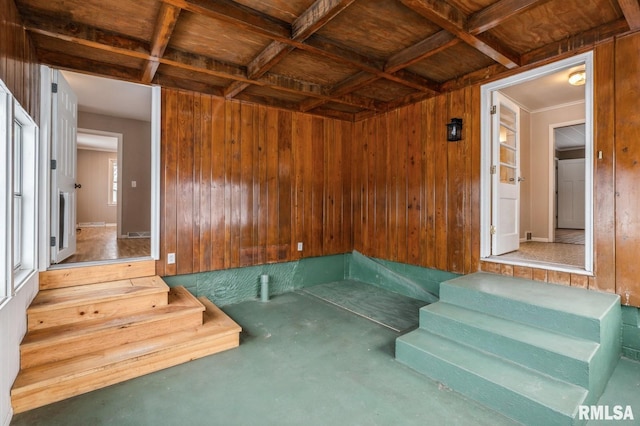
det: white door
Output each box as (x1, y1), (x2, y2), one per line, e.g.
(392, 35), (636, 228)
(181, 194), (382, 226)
(557, 158), (585, 229)
(491, 92), (521, 255)
(50, 71), (78, 263)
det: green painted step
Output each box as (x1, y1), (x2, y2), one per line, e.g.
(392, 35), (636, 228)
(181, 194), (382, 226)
(440, 273), (620, 342)
(420, 302), (598, 388)
(396, 329), (588, 426)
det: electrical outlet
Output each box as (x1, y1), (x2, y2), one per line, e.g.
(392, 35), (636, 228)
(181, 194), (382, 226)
(297, 242), (303, 251)
(131, 180), (137, 188)
(167, 253), (176, 264)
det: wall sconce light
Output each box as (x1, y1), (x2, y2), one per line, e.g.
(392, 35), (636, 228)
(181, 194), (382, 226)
(568, 71), (586, 86)
(447, 118), (463, 141)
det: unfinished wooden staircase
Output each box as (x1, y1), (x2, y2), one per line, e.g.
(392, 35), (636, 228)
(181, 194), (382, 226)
(11, 260), (241, 414)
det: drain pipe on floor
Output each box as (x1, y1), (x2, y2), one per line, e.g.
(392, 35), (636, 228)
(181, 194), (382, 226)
(260, 274), (270, 302)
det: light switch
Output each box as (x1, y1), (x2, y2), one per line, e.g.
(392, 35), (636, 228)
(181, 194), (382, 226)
(131, 180), (137, 188)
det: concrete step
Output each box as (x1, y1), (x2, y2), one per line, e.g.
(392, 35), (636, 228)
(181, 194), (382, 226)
(396, 329), (588, 426)
(439, 273), (620, 342)
(27, 276), (169, 331)
(11, 296), (241, 414)
(20, 286), (204, 369)
(420, 302), (599, 388)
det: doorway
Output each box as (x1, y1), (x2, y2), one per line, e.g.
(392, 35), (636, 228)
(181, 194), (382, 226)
(41, 68), (160, 267)
(480, 52), (593, 273)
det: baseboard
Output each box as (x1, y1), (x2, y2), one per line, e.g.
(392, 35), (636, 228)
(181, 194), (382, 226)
(78, 222), (106, 228)
(2, 407), (13, 426)
(531, 237), (550, 242)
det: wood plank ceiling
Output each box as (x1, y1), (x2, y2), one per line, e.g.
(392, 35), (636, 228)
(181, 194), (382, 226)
(15, 0), (640, 121)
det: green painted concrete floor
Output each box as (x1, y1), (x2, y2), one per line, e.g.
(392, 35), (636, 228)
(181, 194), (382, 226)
(11, 290), (640, 426)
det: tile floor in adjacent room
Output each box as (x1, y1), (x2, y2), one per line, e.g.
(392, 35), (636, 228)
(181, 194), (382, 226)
(11, 290), (640, 426)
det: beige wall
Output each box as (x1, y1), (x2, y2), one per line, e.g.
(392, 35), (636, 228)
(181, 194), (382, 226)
(78, 112), (151, 235)
(77, 149), (117, 224)
(527, 102), (585, 240)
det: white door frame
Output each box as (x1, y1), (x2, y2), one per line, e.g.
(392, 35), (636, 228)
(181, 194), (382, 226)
(480, 52), (593, 273)
(77, 128), (123, 234)
(38, 68), (161, 269)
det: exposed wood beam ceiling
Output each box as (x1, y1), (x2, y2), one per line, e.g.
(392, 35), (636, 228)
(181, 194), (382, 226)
(17, 0), (634, 121)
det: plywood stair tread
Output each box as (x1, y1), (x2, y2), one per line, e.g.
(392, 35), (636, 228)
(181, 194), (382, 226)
(12, 296), (242, 413)
(28, 276), (168, 313)
(21, 287), (204, 353)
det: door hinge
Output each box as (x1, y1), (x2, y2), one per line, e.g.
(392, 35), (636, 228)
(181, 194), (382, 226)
(51, 82), (58, 93)
(50, 236), (56, 247)
(490, 165), (496, 174)
(51, 159), (57, 170)
(490, 105), (496, 115)
(490, 225), (497, 235)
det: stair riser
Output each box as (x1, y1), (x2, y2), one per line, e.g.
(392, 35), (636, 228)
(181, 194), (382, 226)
(27, 293), (168, 331)
(12, 332), (239, 414)
(440, 284), (600, 341)
(39, 261), (156, 290)
(420, 309), (592, 388)
(396, 340), (585, 426)
(21, 310), (204, 369)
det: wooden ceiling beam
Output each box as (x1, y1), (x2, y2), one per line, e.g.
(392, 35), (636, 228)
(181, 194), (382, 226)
(398, 0), (521, 68)
(37, 49), (146, 83)
(162, 0), (290, 39)
(141, 3), (182, 83)
(299, 71), (377, 112)
(225, 0), (356, 99)
(618, 0), (640, 30)
(385, 30), (459, 72)
(467, 0), (554, 35)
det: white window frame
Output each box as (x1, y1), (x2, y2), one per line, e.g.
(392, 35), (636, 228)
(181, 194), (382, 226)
(0, 79), (38, 305)
(480, 52), (594, 274)
(108, 158), (118, 206)
(12, 100), (39, 292)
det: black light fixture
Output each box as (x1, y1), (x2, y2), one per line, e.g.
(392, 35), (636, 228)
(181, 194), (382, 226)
(446, 118), (463, 142)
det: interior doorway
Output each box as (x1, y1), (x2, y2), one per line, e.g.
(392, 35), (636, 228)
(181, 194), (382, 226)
(47, 70), (155, 265)
(480, 52), (593, 273)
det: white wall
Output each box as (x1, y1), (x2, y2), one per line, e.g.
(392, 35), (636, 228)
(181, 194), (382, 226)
(0, 275), (38, 426)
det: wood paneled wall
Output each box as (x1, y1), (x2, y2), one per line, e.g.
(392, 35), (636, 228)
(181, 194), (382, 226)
(157, 33), (640, 307)
(351, 87), (480, 275)
(157, 89), (352, 276)
(0, 0), (40, 121)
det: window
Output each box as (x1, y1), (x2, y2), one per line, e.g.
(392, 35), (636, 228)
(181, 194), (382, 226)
(108, 158), (117, 206)
(10, 100), (38, 293)
(13, 119), (23, 271)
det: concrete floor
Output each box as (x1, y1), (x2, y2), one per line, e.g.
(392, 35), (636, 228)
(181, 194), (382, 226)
(11, 291), (640, 426)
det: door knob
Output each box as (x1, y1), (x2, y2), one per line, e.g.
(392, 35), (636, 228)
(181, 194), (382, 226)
(517, 177), (525, 182)
(75, 183), (82, 189)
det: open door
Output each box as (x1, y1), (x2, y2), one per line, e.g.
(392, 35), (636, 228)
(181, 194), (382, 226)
(50, 71), (78, 263)
(557, 158), (585, 229)
(491, 92), (521, 255)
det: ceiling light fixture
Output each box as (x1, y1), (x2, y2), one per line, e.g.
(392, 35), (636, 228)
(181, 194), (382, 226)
(568, 71), (586, 86)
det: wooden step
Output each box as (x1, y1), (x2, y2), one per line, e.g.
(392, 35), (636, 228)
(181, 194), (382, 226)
(27, 276), (169, 331)
(39, 260), (156, 290)
(20, 286), (205, 369)
(11, 297), (241, 414)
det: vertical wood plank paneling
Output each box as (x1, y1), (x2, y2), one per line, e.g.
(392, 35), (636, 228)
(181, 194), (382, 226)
(352, 120), (364, 253)
(615, 33), (640, 307)
(176, 91), (194, 275)
(396, 109), (409, 264)
(311, 117), (324, 257)
(229, 101), (242, 268)
(265, 108), (280, 263)
(341, 120), (353, 253)
(199, 94), (212, 272)
(211, 98), (226, 270)
(375, 114), (388, 258)
(192, 94), (202, 273)
(447, 89), (466, 273)
(407, 103), (422, 265)
(469, 85), (482, 274)
(239, 103), (254, 266)
(161, 89), (178, 276)
(278, 111), (293, 261)
(256, 105), (268, 264)
(434, 95), (449, 271)
(424, 98), (436, 269)
(592, 41), (616, 294)
(386, 111), (398, 262)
